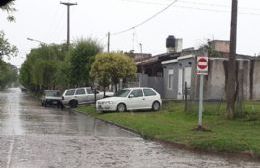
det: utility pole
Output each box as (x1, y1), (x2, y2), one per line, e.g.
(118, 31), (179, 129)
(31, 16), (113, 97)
(60, 1), (77, 49)
(107, 32), (110, 53)
(226, 0), (238, 119)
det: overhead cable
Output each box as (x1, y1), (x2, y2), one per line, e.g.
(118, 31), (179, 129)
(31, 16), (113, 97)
(112, 0), (178, 35)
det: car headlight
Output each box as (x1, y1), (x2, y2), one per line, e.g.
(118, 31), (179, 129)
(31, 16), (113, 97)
(98, 101), (114, 105)
(104, 101), (113, 105)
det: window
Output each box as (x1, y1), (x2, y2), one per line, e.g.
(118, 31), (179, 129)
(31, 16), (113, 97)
(115, 89), (131, 97)
(65, 89), (75, 96)
(87, 89), (94, 94)
(130, 89), (143, 98)
(184, 67), (192, 88)
(76, 89), (86, 95)
(168, 69), (174, 90)
(143, 89), (156, 96)
(45, 91), (61, 97)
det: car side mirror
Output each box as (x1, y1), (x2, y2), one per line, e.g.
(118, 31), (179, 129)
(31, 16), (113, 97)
(129, 94), (134, 98)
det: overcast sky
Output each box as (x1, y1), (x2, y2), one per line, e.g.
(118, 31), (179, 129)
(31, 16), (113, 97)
(0, 0), (260, 67)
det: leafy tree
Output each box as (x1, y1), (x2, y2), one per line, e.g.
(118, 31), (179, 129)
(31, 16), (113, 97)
(69, 38), (102, 87)
(19, 44), (67, 92)
(90, 52), (137, 93)
(19, 60), (32, 89)
(0, 60), (17, 89)
(0, 31), (17, 59)
(0, 0), (16, 21)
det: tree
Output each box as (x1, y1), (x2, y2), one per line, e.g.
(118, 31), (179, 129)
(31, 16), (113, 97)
(0, 31), (17, 59)
(90, 52), (137, 93)
(0, 0), (13, 7)
(0, 60), (17, 89)
(19, 44), (67, 92)
(69, 38), (102, 87)
(0, 0), (16, 22)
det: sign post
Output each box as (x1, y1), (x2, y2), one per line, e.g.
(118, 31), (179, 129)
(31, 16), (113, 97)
(197, 56), (208, 129)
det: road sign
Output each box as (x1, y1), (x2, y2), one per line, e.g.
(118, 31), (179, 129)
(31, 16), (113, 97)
(196, 55), (208, 129)
(197, 56), (208, 75)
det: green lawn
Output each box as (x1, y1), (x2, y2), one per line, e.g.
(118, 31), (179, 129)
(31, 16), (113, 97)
(77, 101), (260, 157)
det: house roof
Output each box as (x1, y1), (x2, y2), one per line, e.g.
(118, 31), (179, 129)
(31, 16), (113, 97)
(136, 52), (180, 66)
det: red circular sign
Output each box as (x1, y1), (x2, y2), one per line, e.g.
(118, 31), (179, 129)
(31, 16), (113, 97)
(198, 57), (208, 70)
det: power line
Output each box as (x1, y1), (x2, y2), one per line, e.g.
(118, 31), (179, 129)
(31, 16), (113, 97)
(121, 0), (260, 14)
(112, 0), (178, 35)
(172, 5), (260, 16)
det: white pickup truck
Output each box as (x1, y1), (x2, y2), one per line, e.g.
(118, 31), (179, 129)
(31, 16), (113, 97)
(61, 87), (114, 108)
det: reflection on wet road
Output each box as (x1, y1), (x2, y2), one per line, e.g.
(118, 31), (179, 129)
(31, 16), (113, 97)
(0, 88), (259, 168)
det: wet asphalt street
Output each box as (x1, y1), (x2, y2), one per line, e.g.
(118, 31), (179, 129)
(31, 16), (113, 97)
(0, 88), (259, 168)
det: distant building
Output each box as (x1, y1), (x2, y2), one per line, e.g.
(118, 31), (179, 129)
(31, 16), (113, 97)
(131, 36), (260, 100)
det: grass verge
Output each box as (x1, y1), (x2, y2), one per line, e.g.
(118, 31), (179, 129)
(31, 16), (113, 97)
(76, 101), (260, 158)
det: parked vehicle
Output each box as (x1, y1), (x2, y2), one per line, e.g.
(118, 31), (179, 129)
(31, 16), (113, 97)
(62, 87), (114, 108)
(96, 87), (162, 112)
(41, 90), (63, 108)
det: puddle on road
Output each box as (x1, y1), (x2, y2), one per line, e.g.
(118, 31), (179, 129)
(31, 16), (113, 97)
(0, 88), (136, 138)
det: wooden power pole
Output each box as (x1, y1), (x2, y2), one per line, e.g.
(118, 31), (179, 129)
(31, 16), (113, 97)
(226, 0), (238, 119)
(60, 2), (77, 49)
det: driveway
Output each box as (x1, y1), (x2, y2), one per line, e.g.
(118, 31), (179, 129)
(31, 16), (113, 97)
(0, 88), (259, 168)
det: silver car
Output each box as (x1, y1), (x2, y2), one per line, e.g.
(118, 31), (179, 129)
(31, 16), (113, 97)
(61, 87), (114, 108)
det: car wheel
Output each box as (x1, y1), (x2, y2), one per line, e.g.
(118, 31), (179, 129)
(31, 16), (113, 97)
(117, 103), (126, 112)
(152, 101), (160, 111)
(69, 100), (78, 108)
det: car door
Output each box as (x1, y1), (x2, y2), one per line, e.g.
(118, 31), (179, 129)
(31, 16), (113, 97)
(86, 88), (95, 102)
(143, 88), (158, 108)
(75, 88), (87, 104)
(127, 89), (145, 110)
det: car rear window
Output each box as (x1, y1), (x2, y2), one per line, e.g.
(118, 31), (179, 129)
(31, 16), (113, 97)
(143, 89), (157, 96)
(45, 91), (61, 97)
(65, 89), (75, 96)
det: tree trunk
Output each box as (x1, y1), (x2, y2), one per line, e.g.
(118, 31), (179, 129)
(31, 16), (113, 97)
(226, 0), (238, 119)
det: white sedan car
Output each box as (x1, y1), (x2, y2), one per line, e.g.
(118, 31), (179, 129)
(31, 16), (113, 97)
(96, 87), (162, 112)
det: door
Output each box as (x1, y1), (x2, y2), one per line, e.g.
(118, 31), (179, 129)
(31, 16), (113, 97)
(143, 88), (158, 109)
(75, 88), (87, 104)
(86, 88), (95, 102)
(177, 68), (183, 100)
(184, 67), (192, 99)
(127, 89), (145, 110)
(184, 67), (192, 88)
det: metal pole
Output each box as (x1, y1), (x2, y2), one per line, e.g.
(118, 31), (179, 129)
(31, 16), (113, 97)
(60, 2), (77, 50)
(198, 74), (204, 128)
(67, 5), (70, 48)
(107, 32), (110, 53)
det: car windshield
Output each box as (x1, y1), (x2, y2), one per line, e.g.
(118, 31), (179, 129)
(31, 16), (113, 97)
(44, 91), (60, 97)
(114, 89), (131, 97)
